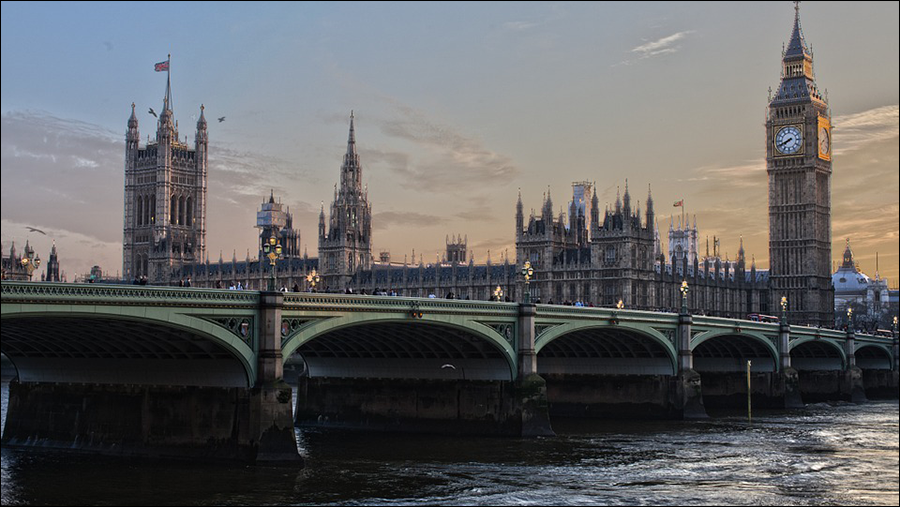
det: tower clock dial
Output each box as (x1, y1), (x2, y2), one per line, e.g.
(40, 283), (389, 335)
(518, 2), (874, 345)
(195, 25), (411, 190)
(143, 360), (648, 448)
(818, 126), (830, 157)
(775, 125), (803, 155)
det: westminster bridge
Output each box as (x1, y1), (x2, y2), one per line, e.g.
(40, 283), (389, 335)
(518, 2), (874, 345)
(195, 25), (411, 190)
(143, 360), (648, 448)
(2, 281), (897, 463)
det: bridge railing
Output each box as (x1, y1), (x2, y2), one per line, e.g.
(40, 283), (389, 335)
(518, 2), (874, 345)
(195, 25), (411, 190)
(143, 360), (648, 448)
(1, 281), (258, 308)
(283, 292), (520, 317)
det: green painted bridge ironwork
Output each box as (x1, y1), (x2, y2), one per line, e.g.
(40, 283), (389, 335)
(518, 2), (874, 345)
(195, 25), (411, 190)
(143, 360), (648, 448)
(2, 281), (897, 387)
(2, 281), (897, 464)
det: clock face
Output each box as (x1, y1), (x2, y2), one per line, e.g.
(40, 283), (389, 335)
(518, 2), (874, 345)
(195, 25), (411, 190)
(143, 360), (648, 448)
(775, 125), (803, 155)
(818, 126), (830, 155)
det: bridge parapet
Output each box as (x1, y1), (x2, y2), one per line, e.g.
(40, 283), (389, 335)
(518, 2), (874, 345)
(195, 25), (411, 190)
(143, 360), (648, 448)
(283, 292), (520, 317)
(1, 281), (258, 309)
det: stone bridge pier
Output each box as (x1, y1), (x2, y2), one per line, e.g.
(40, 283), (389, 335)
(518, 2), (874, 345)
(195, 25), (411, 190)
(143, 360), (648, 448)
(1, 289), (301, 465)
(290, 300), (554, 437)
(690, 319), (803, 411)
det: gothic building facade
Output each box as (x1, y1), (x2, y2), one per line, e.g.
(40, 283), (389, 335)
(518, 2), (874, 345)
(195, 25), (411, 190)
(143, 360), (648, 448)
(766, 3), (834, 326)
(318, 112), (373, 290)
(515, 183), (770, 315)
(122, 71), (208, 283)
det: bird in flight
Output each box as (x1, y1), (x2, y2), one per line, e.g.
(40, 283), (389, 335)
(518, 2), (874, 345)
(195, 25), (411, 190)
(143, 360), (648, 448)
(26, 227), (47, 235)
(148, 107), (157, 118)
(218, 116), (226, 123)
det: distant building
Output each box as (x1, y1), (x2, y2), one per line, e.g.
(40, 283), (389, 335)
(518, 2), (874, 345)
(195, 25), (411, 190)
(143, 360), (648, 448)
(257, 190), (301, 261)
(44, 241), (61, 282)
(832, 240), (890, 319)
(318, 112), (373, 290)
(515, 183), (769, 314)
(445, 235), (467, 264)
(122, 69), (208, 283)
(1, 241), (41, 281)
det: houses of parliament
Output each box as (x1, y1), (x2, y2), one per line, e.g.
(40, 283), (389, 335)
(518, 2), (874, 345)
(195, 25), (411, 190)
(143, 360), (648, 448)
(119, 4), (835, 326)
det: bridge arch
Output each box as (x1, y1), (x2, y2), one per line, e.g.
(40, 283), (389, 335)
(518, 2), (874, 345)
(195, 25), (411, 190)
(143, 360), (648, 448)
(789, 337), (846, 371)
(1, 308), (256, 387)
(855, 344), (893, 371)
(535, 322), (677, 376)
(691, 330), (779, 372)
(282, 313), (517, 380)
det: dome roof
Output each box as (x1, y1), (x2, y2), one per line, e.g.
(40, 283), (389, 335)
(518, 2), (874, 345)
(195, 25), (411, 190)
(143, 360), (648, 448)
(832, 239), (871, 296)
(833, 266), (870, 296)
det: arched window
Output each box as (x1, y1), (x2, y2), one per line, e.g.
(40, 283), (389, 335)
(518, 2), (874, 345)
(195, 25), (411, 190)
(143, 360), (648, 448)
(137, 196), (143, 226)
(179, 196), (186, 226)
(171, 196), (178, 225)
(185, 197), (193, 226)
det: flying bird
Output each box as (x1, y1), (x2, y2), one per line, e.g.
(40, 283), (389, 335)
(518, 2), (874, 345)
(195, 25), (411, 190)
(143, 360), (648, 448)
(148, 107), (157, 118)
(218, 116), (226, 123)
(26, 227), (47, 235)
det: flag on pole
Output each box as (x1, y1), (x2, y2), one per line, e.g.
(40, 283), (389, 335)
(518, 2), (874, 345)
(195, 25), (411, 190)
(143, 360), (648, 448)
(154, 60), (170, 72)
(673, 199), (684, 207)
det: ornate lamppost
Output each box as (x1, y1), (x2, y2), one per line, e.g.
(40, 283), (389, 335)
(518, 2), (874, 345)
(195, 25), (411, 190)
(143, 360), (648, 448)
(493, 285), (503, 302)
(846, 306), (853, 331)
(262, 233), (283, 291)
(893, 316), (898, 337)
(780, 296), (788, 323)
(522, 261), (534, 304)
(680, 280), (689, 315)
(306, 269), (320, 292)
(616, 299), (624, 310)
(20, 255), (41, 281)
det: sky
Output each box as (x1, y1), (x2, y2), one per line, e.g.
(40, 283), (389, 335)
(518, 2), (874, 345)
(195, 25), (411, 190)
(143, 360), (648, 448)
(1, 1), (898, 284)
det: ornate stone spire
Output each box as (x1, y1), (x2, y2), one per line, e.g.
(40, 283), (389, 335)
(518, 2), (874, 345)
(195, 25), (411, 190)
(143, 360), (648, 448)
(770, 2), (824, 106)
(128, 102), (139, 129)
(197, 104), (207, 130)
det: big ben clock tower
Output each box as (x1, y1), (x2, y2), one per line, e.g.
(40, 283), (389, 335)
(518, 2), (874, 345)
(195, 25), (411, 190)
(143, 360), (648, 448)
(766, 2), (834, 326)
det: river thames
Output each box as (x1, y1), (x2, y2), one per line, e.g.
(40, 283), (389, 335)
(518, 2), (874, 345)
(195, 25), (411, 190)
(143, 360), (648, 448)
(1, 382), (897, 506)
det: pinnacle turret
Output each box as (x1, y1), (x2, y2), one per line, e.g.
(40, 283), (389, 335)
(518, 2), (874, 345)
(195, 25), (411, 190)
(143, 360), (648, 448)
(197, 104), (207, 130)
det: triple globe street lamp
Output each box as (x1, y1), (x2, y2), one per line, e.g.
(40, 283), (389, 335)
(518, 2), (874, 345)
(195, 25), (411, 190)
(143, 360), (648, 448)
(20, 255), (41, 281)
(306, 269), (321, 292)
(262, 233), (283, 292)
(522, 261), (534, 304)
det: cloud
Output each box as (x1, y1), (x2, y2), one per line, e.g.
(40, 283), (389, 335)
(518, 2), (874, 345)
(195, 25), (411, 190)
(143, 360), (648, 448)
(376, 104), (519, 193)
(1, 110), (123, 245)
(208, 143), (310, 198)
(470, 237), (515, 260)
(372, 211), (448, 231)
(832, 105), (898, 156)
(614, 30), (695, 67)
(631, 31), (695, 59)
